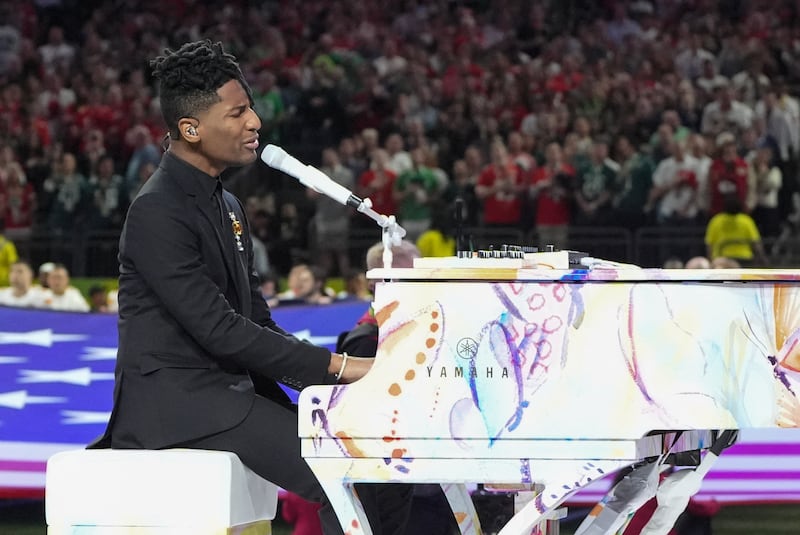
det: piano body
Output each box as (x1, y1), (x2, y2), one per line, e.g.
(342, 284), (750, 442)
(298, 259), (800, 534)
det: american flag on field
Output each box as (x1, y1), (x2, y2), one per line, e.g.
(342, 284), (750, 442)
(2, 304), (800, 503)
(0, 307), (117, 496)
(0, 302), (369, 497)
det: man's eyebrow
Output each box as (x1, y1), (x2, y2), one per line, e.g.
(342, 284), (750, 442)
(229, 103), (248, 114)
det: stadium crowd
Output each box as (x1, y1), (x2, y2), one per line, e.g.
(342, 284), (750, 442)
(1, 0), (799, 280)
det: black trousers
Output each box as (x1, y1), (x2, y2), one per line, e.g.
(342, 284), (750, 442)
(176, 395), (413, 535)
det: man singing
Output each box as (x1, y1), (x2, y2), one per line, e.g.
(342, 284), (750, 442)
(90, 40), (382, 534)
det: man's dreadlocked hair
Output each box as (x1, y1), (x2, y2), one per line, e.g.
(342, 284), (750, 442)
(150, 40), (253, 138)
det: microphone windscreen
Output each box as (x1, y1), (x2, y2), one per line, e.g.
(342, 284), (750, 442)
(261, 144), (286, 168)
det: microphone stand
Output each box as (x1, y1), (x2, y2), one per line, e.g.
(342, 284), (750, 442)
(353, 197), (405, 269)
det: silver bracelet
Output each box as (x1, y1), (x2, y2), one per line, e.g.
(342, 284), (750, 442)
(335, 352), (349, 382)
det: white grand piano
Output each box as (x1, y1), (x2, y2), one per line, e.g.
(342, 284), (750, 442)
(298, 252), (800, 534)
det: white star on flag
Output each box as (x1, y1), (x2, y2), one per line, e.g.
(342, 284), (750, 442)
(80, 347), (118, 361)
(292, 329), (338, 346)
(17, 367), (116, 386)
(0, 390), (67, 409)
(0, 329), (88, 347)
(61, 410), (112, 425)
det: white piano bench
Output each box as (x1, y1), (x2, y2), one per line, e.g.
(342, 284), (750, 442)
(45, 448), (277, 535)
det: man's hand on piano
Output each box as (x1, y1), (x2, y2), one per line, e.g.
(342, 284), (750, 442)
(328, 352), (373, 383)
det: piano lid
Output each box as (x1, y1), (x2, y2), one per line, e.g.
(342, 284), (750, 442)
(367, 265), (800, 283)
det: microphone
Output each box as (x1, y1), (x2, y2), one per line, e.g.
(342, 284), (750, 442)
(261, 144), (362, 209)
(261, 144), (407, 267)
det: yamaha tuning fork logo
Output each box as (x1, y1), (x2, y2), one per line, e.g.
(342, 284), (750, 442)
(456, 337), (479, 359)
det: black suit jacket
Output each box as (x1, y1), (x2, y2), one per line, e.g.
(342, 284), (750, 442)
(93, 152), (331, 449)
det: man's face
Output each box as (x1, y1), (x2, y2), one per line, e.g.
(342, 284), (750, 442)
(9, 264), (32, 291)
(48, 268), (69, 294)
(195, 79), (262, 175)
(288, 266), (315, 298)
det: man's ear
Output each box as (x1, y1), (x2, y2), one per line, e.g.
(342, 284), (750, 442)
(177, 118), (200, 143)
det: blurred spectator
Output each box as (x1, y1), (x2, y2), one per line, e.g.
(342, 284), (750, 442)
(373, 39), (407, 83)
(0, 145), (18, 186)
(88, 284), (109, 313)
(250, 231), (271, 280)
(675, 33), (715, 81)
(385, 133), (413, 176)
(360, 128), (380, 158)
(688, 134), (713, 213)
(476, 140), (525, 229)
(0, 217), (19, 286)
(337, 269), (371, 302)
(357, 148), (398, 219)
(717, 32), (747, 79)
(649, 123), (676, 165)
(37, 261), (54, 288)
(685, 256), (712, 269)
(127, 161), (156, 202)
(0, 259), (46, 307)
(77, 128), (107, 178)
(86, 154), (127, 231)
(277, 263), (333, 305)
(295, 59), (346, 148)
(606, 3), (641, 46)
(700, 82), (754, 139)
(647, 139), (701, 226)
(37, 72), (76, 121)
(38, 26), (74, 75)
(571, 117), (594, 168)
(754, 84), (799, 218)
(258, 270), (280, 309)
(0, 3), (21, 76)
(338, 137), (367, 180)
(695, 59), (728, 103)
(41, 263), (90, 311)
(658, 110), (692, 146)
(507, 131), (537, 178)
(705, 194), (767, 267)
(309, 147), (353, 277)
(43, 151), (87, 233)
(708, 134), (749, 216)
(574, 138), (618, 226)
(441, 158), (480, 229)
(612, 135), (654, 230)
(0, 160), (36, 239)
(530, 142), (575, 250)
(244, 196), (275, 278)
(123, 125), (161, 189)
(252, 70), (285, 144)
(711, 256), (743, 268)
(393, 146), (440, 241)
(731, 52), (771, 108)
(746, 144), (782, 238)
